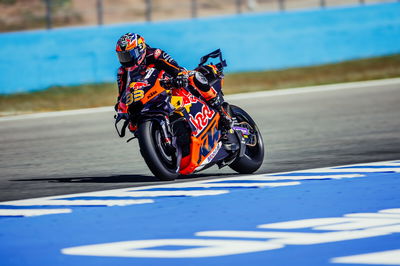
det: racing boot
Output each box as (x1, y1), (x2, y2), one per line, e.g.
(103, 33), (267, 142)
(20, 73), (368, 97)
(207, 95), (233, 133)
(191, 71), (233, 132)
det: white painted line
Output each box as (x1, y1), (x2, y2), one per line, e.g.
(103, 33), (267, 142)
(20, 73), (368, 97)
(314, 218), (400, 231)
(366, 225), (400, 233)
(84, 190), (230, 198)
(1, 77), (399, 122)
(296, 168), (400, 173)
(0, 190), (229, 208)
(154, 175), (363, 189)
(0, 159), (398, 218)
(0, 106), (112, 122)
(258, 218), (351, 229)
(381, 209), (400, 214)
(152, 182), (300, 188)
(196, 230), (389, 246)
(0, 208), (72, 217)
(196, 230), (318, 239)
(62, 239), (283, 258)
(344, 213), (400, 219)
(354, 162), (400, 167)
(226, 77), (400, 101)
(1, 199), (154, 207)
(212, 174), (365, 181)
(332, 249), (400, 265)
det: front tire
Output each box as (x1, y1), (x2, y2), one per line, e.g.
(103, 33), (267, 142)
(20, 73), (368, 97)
(137, 120), (179, 181)
(228, 105), (264, 174)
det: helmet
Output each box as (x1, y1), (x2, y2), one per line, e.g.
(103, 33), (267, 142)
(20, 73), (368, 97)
(116, 33), (146, 67)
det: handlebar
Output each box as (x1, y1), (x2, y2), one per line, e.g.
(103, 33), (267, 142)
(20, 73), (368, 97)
(114, 113), (129, 138)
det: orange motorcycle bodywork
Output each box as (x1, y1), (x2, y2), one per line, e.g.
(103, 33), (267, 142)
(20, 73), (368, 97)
(171, 88), (222, 175)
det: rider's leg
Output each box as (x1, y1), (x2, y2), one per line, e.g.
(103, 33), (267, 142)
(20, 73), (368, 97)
(192, 72), (233, 131)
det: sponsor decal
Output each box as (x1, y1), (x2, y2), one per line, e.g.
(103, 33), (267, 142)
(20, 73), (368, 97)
(154, 49), (161, 59)
(146, 90), (158, 100)
(182, 94), (199, 106)
(198, 124), (220, 162)
(173, 89), (201, 113)
(129, 81), (149, 90)
(144, 68), (155, 80)
(133, 90), (145, 102)
(137, 37), (145, 50)
(127, 81), (149, 104)
(189, 104), (215, 135)
(175, 88), (199, 106)
(162, 52), (173, 62)
(126, 40), (137, 50)
(125, 93), (134, 105)
(196, 142), (222, 170)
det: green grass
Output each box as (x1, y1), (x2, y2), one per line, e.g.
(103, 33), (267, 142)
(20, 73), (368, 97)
(224, 54), (400, 94)
(1, 54), (400, 116)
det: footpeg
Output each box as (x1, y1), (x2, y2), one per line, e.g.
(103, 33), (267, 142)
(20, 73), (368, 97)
(223, 143), (240, 151)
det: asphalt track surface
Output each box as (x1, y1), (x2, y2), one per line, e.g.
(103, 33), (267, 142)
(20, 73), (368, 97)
(0, 79), (400, 202)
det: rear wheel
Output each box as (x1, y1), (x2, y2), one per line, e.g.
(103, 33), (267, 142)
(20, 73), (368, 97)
(137, 120), (179, 181)
(228, 105), (264, 174)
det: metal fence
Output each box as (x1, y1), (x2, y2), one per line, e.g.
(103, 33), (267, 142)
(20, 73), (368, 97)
(0, 0), (396, 32)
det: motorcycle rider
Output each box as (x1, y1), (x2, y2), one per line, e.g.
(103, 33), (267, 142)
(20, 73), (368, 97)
(114, 32), (232, 132)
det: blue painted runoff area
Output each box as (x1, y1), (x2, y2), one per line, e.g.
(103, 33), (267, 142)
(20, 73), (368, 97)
(0, 161), (399, 265)
(0, 2), (400, 94)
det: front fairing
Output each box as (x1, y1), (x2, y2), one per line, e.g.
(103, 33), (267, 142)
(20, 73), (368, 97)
(139, 93), (173, 117)
(172, 87), (216, 136)
(121, 68), (174, 118)
(171, 87), (233, 174)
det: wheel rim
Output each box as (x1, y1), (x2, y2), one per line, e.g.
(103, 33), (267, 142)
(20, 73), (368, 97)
(152, 123), (177, 171)
(234, 114), (263, 161)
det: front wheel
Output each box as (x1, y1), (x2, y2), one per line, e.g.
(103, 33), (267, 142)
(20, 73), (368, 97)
(137, 120), (179, 181)
(228, 105), (264, 174)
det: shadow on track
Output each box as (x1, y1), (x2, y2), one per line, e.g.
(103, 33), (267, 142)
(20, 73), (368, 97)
(12, 175), (160, 183)
(11, 173), (238, 184)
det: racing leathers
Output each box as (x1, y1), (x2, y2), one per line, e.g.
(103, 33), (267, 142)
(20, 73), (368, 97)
(115, 46), (231, 131)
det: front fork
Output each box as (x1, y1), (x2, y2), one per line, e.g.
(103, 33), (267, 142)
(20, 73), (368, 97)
(153, 116), (183, 173)
(159, 117), (172, 146)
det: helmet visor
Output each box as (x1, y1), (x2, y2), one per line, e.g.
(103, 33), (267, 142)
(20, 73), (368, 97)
(117, 47), (142, 64)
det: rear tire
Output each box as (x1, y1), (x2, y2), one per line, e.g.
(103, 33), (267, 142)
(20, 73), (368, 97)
(228, 105), (264, 174)
(137, 120), (179, 181)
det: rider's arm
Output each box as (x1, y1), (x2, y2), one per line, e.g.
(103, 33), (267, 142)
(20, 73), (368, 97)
(116, 66), (127, 101)
(146, 48), (183, 77)
(115, 66), (128, 112)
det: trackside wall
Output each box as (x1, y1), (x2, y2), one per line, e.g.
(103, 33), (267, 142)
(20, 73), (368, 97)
(0, 2), (399, 94)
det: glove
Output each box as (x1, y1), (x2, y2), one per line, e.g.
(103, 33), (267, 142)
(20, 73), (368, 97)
(114, 112), (129, 122)
(173, 72), (189, 88)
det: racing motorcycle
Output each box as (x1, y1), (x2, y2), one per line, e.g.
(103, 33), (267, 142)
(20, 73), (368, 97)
(115, 49), (264, 180)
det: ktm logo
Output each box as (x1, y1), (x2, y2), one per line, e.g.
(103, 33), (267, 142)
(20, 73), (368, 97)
(147, 90), (158, 99)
